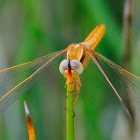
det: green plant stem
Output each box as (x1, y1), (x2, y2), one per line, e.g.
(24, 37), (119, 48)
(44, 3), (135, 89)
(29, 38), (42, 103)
(66, 72), (74, 140)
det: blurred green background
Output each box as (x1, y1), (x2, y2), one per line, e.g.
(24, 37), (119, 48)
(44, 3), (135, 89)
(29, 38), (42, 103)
(0, 0), (140, 140)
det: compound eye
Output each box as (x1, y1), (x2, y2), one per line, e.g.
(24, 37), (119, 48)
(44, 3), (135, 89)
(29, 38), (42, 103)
(59, 59), (68, 74)
(70, 59), (83, 75)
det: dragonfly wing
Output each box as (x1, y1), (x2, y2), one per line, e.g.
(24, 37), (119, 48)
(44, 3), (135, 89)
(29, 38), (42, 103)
(92, 51), (140, 104)
(85, 48), (140, 120)
(0, 49), (66, 111)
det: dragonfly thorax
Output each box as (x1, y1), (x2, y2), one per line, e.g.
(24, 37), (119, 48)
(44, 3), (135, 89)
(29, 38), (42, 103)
(66, 44), (90, 69)
(66, 44), (83, 61)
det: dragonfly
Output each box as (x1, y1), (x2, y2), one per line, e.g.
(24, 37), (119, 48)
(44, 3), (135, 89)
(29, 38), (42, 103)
(0, 24), (140, 120)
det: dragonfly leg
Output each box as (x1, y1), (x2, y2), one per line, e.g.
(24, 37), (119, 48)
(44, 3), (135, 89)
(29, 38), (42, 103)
(64, 83), (67, 88)
(64, 70), (81, 105)
(73, 92), (80, 105)
(73, 78), (81, 105)
(64, 81), (74, 88)
(71, 71), (81, 105)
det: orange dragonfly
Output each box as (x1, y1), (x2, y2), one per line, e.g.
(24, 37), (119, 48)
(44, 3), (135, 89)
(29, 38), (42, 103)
(0, 24), (139, 120)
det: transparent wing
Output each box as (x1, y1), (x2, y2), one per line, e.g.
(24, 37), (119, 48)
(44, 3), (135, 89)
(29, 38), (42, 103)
(0, 49), (66, 111)
(85, 48), (140, 119)
(93, 51), (140, 103)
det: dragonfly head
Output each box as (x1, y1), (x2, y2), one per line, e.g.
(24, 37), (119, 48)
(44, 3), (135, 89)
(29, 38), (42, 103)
(59, 59), (83, 76)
